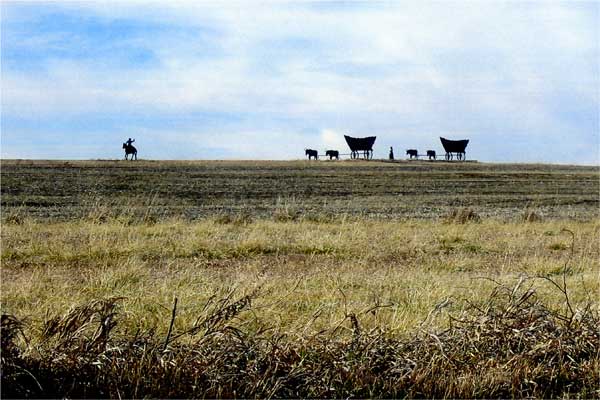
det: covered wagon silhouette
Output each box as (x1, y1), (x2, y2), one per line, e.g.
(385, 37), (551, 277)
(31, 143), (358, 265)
(344, 135), (376, 160)
(440, 137), (469, 161)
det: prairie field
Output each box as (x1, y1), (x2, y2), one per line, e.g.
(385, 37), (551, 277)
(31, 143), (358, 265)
(2, 159), (598, 221)
(1, 159), (599, 398)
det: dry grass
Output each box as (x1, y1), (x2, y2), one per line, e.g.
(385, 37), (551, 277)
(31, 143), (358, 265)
(2, 276), (598, 398)
(1, 159), (599, 397)
(2, 219), (598, 336)
(445, 207), (480, 223)
(2, 217), (599, 397)
(522, 209), (544, 223)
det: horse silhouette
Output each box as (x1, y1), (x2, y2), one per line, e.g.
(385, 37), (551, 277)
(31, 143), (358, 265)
(325, 150), (339, 160)
(406, 149), (418, 159)
(123, 143), (137, 160)
(305, 149), (318, 160)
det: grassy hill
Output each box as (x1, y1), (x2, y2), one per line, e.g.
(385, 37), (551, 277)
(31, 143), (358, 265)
(2, 159), (599, 398)
(1, 159), (598, 221)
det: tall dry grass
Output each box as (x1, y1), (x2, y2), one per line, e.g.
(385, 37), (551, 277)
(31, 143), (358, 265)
(2, 277), (598, 398)
(2, 216), (599, 397)
(2, 218), (599, 334)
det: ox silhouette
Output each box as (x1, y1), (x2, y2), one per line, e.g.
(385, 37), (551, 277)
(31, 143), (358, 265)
(406, 149), (418, 159)
(427, 150), (436, 160)
(305, 149), (318, 160)
(325, 150), (339, 160)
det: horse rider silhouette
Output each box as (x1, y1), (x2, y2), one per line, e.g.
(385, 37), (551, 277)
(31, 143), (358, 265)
(123, 138), (137, 160)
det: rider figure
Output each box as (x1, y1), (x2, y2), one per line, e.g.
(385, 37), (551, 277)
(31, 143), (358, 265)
(126, 138), (135, 147)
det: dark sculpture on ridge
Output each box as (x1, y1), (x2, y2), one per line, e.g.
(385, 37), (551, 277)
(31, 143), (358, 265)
(123, 139), (137, 161)
(325, 150), (339, 160)
(344, 135), (376, 159)
(440, 137), (469, 161)
(305, 149), (318, 160)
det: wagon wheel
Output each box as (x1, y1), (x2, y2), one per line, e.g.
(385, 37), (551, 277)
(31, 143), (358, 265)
(445, 152), (451, 161)
(457, 152), (465, 161)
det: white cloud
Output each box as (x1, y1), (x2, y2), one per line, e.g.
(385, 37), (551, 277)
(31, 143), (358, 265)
(1, 1), (598, 163)
(319, 129), (348, 152)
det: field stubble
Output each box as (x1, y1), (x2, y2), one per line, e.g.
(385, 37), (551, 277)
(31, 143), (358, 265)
(2, 159), (598, 221)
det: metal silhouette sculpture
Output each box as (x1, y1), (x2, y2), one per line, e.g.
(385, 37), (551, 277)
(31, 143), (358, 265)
(305, 149), (318, 160)
(344, 135), (376, 159)
(406, 149), (418, 159)
(440, 137), (469, 161)
(325, 150), (339, 160)
(427, 150), (436, 160)
(123, 142), (137, 160)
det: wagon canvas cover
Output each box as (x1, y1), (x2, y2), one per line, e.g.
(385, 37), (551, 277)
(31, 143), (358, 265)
(440, 137), (469, 153)
(344, 135), (377, 151)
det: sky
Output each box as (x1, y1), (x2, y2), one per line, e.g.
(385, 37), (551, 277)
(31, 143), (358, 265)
(1, 1), (598, 164)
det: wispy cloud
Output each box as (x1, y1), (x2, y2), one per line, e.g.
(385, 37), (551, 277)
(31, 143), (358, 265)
(1, 1), (598, 164)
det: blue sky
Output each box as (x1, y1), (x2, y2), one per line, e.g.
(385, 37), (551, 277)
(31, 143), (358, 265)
(1, 1), (598, 164)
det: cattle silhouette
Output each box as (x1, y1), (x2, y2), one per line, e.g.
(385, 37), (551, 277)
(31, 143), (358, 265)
(305, 149), (318, 160)
(325, 150), (339, 160)
(406, 149), (418, 159)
